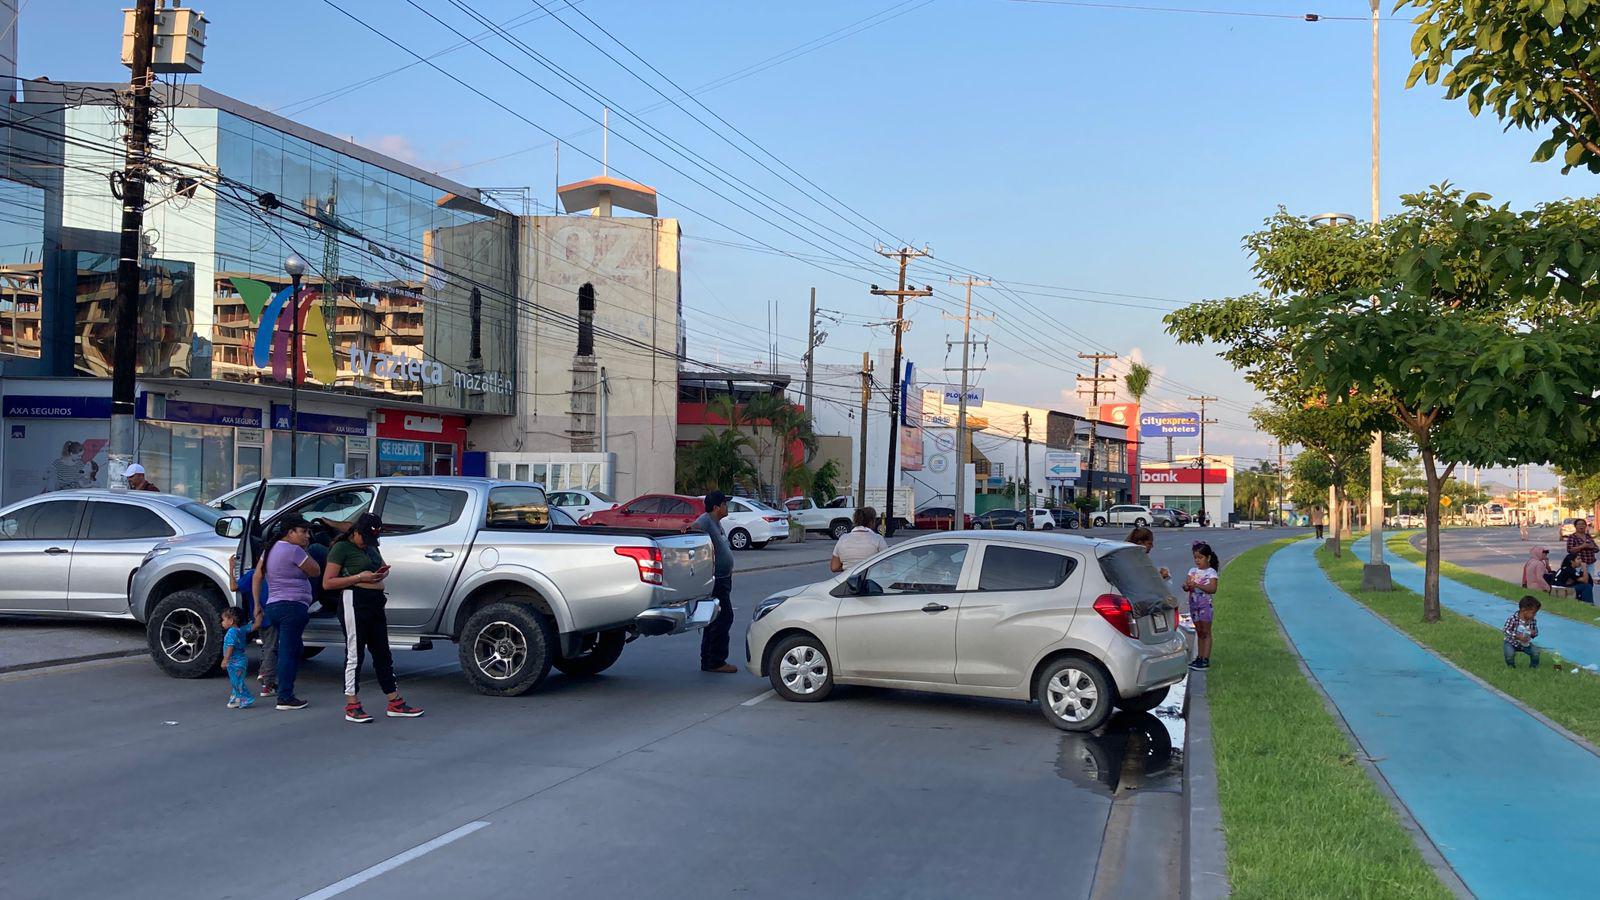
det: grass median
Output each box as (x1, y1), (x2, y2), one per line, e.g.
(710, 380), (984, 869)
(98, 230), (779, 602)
(1385, 531), (1600, 627)
(1318, 543), (1600, 746)
(1210, 539), (1449, 899)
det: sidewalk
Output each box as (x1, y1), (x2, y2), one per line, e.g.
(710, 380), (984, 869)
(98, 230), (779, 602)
(1266, 539), (1600, 898)
(1353, 539), (1600, 671)
(0, 616), (145, 673)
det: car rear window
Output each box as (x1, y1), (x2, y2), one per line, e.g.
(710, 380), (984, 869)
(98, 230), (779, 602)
(978, 546), (1076, 591)
(1098, 546), (1170, 614)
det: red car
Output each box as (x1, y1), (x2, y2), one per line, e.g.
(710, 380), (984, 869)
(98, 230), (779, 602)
(580, 493), (703, 529)
(914, 506), (975, 530)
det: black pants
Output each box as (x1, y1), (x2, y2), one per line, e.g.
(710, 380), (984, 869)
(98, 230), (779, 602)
(340, 589), (396, 697)
(1315, 524), (1325, 539)
(700, 575), (733, 669)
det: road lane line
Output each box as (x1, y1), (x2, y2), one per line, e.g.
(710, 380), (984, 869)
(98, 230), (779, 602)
(741, 690), (775, 706)
(298, 821), (490, 900)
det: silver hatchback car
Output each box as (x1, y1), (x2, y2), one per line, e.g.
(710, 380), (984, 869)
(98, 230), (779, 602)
(745, 531), (1189, 731)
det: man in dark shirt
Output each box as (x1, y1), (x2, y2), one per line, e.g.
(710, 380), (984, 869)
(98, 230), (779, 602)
(125, 463), (159, 492)
(692, 490), (738, 674)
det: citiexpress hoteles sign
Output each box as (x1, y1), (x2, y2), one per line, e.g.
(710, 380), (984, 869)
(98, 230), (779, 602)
(1139, 411), (1200, 438)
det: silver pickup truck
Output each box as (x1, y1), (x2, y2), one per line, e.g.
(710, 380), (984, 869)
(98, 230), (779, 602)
(130, 477), (717, 696)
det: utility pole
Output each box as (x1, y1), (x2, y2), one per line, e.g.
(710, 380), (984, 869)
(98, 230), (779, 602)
(109, 0), (157, 489)
(944, 275), (990, 530)
(1362, 0), (1393, 590)
(1166, 435), (1174, 465)
(1276, 442), (1286, 526)
(871, 246), (931, 537)
(1189, 396), (1218, 526)
(856, 352), (873, 509)
(1076, 353), (1118, 524)
(804, 287), (817, 415)
(1022, 411), (1033, 520)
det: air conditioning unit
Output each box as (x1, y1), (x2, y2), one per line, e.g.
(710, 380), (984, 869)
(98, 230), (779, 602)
(122, 5), (208, 74)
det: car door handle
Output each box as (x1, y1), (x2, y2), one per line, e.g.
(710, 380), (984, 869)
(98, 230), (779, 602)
(921, 602), (949, 613)
(44, 546), (70, 555)
(425, 549), (455, 561)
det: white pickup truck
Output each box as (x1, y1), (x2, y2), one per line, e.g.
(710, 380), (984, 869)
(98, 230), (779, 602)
(130, 477), (717, 697)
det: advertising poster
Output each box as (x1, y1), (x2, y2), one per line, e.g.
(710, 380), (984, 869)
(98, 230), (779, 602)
(5, 419), (111, 505)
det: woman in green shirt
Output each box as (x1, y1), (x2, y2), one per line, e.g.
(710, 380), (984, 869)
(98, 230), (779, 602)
(323, 513), (423, 724)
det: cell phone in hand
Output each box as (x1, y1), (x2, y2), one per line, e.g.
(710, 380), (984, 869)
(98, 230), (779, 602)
(376, 564), (391, 575)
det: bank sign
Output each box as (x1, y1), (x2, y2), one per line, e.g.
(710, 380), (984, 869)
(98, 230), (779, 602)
(1139, 411), (1200, 438)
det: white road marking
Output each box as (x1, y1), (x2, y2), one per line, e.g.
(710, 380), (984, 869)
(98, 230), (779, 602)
(741, 690), (776, 706)
(298, 821), (490, 900)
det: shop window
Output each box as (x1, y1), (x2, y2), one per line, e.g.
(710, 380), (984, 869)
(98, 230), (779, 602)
(379, 487), (469, 535)
(84, 502), (174, 540)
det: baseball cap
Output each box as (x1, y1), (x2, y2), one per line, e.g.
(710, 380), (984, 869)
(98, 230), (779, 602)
(125, 464), (146, 477)
(352, 512), (384, 544)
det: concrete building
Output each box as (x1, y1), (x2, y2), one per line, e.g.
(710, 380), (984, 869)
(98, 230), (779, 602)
(1137, 455), (1235, 526)
(467, 175), (682, 502)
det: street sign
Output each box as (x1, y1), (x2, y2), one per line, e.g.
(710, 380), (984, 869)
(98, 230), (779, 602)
(1044, 450), (1082, 481)
(1139, 411), (1200, 438)
(942, 386), (984, 407)
(1440, 495), (1452, 507)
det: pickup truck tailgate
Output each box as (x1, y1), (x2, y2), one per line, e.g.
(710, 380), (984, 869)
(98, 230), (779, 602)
(656, 532), (716, 602)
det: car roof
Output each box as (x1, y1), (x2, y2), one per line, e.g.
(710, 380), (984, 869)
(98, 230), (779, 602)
(896, 529), (1130, 557)
(21, 488), (199, 507)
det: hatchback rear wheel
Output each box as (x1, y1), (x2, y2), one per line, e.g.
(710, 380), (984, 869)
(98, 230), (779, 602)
(1037, 657), (1114, 732)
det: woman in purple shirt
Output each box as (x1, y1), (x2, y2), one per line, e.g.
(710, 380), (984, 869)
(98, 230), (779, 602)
(250, 516), (321, 710)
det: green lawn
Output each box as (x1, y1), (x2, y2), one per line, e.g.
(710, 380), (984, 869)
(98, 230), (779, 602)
(1209, 539), (1449, 899)
(1317, 544), (1600, 746)
(1385, 530), (1600, 626)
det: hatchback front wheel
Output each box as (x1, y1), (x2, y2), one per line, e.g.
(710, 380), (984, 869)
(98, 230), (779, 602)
(768, 633), (834, 702)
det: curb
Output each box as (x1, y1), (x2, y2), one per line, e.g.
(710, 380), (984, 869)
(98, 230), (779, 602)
(0, 647), (147, 676)
(1182, 669), (1230, 900)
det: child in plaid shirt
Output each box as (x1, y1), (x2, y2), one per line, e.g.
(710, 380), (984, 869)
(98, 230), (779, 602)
(1503, 596), (1541, 669)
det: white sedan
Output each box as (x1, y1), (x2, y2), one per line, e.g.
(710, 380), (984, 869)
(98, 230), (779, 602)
(210, 478), (335, 518)
(724, 497), (790, 551)
(547, 489), (619, 520)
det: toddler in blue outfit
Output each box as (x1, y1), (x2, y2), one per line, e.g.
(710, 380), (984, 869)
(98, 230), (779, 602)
(220, 608), (254, 709)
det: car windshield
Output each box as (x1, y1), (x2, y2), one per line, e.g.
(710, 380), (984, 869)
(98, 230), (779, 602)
(177, 502), (225, 528)
(1098, 546), (1169, 615)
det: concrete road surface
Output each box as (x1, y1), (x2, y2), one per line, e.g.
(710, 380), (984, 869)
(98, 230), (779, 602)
(0, 527), (1287, 900)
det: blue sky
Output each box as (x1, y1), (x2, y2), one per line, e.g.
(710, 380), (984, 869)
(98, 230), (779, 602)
(16, 1), (1587, 478)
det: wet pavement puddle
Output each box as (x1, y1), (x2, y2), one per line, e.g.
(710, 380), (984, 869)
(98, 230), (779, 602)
(1054, 675), (1186, 795)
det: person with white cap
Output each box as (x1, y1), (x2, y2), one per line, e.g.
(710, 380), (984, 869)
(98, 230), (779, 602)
(125, 464), (159, 492)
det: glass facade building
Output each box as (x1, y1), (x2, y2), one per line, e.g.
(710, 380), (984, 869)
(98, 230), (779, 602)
(0, 82), (518, 502)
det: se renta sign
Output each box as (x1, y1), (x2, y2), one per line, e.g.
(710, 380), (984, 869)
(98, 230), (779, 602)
(1139, 411), (1200, 438)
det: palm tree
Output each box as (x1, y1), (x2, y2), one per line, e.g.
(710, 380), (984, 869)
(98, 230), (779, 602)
(1124, 362), (1152, 469)
(676, 427), (757, 494)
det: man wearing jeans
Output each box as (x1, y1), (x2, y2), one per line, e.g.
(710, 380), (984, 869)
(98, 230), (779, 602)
(692, 491), (737, 674)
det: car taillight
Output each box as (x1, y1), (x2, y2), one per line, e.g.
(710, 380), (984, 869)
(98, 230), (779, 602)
(615, 546), (664, 585)
(763, 516), (785, 523)
(1093, 593), (1139, 638)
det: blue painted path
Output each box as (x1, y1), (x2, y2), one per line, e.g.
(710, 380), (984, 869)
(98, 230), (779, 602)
(1267, 539), (1600, 899)
(1353, 538), (1600, 672)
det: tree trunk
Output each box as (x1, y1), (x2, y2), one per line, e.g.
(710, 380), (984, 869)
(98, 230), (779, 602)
(1421, 449), (1443, 623)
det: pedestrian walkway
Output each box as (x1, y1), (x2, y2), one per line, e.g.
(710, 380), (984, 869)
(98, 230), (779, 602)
(1352, 538), (1600, 671)
(1266, 539), (1600, 899)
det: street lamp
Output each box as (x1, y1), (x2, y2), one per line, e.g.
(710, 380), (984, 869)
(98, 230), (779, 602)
(283, 254), (305, 476)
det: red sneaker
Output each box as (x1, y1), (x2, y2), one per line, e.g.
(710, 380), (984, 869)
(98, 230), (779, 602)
(344, 702), (373, 724)
(386, 697), (424, 718)
(259, 683), (276, 698)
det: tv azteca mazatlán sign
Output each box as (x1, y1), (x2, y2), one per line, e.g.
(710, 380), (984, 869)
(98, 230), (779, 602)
(1139, 411), (1200, 438)
(347, 347), (514, 396)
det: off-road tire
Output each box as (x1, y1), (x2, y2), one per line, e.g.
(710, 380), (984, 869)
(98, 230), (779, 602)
(552, 628), (627, 677)
(147, 589), (228, 678)
(458, 600), (556, 696)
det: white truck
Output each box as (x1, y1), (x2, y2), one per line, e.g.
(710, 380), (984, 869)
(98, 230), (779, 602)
(784, 489), (915, 538)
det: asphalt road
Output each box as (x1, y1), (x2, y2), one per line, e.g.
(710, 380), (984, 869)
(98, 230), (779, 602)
(0, 526), (1289, 900)
(1404, 525), (1566, 587)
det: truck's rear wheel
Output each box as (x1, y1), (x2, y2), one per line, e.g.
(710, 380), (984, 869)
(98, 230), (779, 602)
(553, 628), (626, 676)
(147, 589), (227, 678)
(458, 601), (555, 696)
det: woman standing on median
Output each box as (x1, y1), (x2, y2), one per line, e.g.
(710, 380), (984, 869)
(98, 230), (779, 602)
(251, 516), (320, 710)
(324, 513), (423, 723)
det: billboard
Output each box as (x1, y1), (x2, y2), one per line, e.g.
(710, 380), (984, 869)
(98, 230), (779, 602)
(1097, 403), (1137, 428)
(1139, 411), (1200, 438)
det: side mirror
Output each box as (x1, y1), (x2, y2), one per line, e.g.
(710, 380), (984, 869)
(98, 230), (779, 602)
(216, 516), (246, 539)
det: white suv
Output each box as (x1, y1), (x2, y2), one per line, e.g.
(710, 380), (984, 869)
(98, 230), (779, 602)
(1091, 505), (1151, 528)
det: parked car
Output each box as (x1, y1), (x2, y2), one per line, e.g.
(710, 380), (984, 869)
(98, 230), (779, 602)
(975, 508), (1029, 530)
(1148, 508), (1183, 528)
(745, 531), (1189, 731)
(0, 490), (226, 618)
(210, 477), (334, 518)
(133, 478), (717, 696)
(1053, 507), (1082, 529)
(724, 497), (789, 550)
(784, 496), (858, 540)
(1091, 505), (1152, 528)
(1027, 508), (1060, 530)
(547, 489), (618, 521)
(580, 493), (702, 530)
(914, 506), (974, 530)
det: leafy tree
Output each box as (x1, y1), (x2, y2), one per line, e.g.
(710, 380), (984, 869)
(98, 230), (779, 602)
(1235, 460), (1280, 522)
(1557, 464), (1600, 513)
(1172, 187), (1600, 620)
(809, 458), (842, 505)
(1405, 0), (1600, 173)
(676, 428), (757, 495)
(1251, 402), (1388, 553)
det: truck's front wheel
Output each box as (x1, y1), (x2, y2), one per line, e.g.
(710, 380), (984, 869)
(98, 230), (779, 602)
(147, 589), (227, 678)
(552, 628), (626, 676)
(829, 519), (851, 540)
(458, 601), (555, 696)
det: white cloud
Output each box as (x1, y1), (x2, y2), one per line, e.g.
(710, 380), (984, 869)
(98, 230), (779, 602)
(355, 134), (460, 174)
